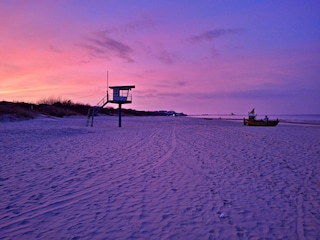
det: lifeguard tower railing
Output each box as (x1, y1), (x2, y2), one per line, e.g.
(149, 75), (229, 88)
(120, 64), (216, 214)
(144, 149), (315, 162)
(93, 89), (133, 107)
(108, 85), (135, 104)
(106, 90), (133, 103)
(96, 95), (109, 108)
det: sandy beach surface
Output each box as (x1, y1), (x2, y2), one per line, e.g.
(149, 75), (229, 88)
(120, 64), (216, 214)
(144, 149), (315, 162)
(1, 116), (319, 239)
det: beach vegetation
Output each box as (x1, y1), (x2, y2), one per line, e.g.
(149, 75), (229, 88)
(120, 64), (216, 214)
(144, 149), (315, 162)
(0, 99), (186, 121)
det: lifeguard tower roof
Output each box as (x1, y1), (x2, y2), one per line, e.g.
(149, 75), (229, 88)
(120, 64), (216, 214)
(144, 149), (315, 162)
(109, 85), (135, 90)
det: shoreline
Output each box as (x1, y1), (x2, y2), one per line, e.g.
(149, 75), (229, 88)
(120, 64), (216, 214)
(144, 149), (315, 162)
(190, 116), (320, 126)
(2, 114), (320, 127)
(2, 113), (320, 128)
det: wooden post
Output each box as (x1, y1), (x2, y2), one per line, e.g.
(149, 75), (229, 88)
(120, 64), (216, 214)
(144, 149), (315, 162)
(91, 108), (94, 127)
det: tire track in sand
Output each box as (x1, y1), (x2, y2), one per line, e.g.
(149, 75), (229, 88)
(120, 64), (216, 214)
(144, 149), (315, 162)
(296, 169), (313, 240)
(134, 124), (176, 178)
(0, 124), (177, 231)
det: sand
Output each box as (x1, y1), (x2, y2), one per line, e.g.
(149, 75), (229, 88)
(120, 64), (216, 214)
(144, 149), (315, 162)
(0, 116), (319, 239)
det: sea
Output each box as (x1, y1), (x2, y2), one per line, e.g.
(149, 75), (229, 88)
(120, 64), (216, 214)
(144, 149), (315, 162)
(190, 114), (320, 125)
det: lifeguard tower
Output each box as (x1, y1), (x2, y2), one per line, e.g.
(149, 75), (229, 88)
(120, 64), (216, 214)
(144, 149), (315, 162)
(87, 85), (135, 127)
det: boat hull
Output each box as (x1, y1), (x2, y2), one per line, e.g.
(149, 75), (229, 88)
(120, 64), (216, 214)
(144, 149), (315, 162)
(244, 119), (279, 126)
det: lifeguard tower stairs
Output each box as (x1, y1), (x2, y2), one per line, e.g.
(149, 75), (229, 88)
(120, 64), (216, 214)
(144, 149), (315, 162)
(86, 85), (135, 127)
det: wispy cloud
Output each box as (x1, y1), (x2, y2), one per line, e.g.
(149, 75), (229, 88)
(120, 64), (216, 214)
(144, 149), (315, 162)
(47, 44), (62, 53)
(154, 80), (187, 89)
(0, 62), (21, 73)
(80, 18), (154, 63)
(190, 28), (244, 43)
(191, 87), (297, 100)
(155, 49), (177, 64)
(83, 32), (134, 62)
(102, 18), (155, 35)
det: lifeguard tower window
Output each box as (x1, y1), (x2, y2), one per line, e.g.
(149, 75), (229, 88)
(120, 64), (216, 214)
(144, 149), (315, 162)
(113, 89), (128, 101)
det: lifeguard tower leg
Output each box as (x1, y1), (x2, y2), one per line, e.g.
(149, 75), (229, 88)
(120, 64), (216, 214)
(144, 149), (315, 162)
(118, 103), (122, 127)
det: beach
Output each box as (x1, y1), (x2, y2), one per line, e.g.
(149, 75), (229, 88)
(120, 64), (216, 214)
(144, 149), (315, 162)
(1, 116), (319, 239)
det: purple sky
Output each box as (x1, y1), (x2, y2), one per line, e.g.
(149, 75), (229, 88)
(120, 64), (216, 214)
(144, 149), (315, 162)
(1, 0), (319, 114)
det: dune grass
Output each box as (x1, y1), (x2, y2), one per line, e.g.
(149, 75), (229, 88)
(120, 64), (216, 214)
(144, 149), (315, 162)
(0, 100), (86, 120)
(0, 99), (186, 121)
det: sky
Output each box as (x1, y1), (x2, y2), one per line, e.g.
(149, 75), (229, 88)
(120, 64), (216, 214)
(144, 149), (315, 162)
(1, 0), (319, 115)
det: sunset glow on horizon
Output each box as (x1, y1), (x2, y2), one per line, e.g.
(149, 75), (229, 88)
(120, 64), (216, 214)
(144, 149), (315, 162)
(1, 0), (319, 115)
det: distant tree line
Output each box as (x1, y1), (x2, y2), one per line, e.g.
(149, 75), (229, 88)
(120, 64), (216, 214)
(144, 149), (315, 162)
(0, 99), (186, 120)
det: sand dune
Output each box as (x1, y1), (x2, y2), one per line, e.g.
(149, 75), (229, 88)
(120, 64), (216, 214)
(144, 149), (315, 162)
(1, 116), (319, 239)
